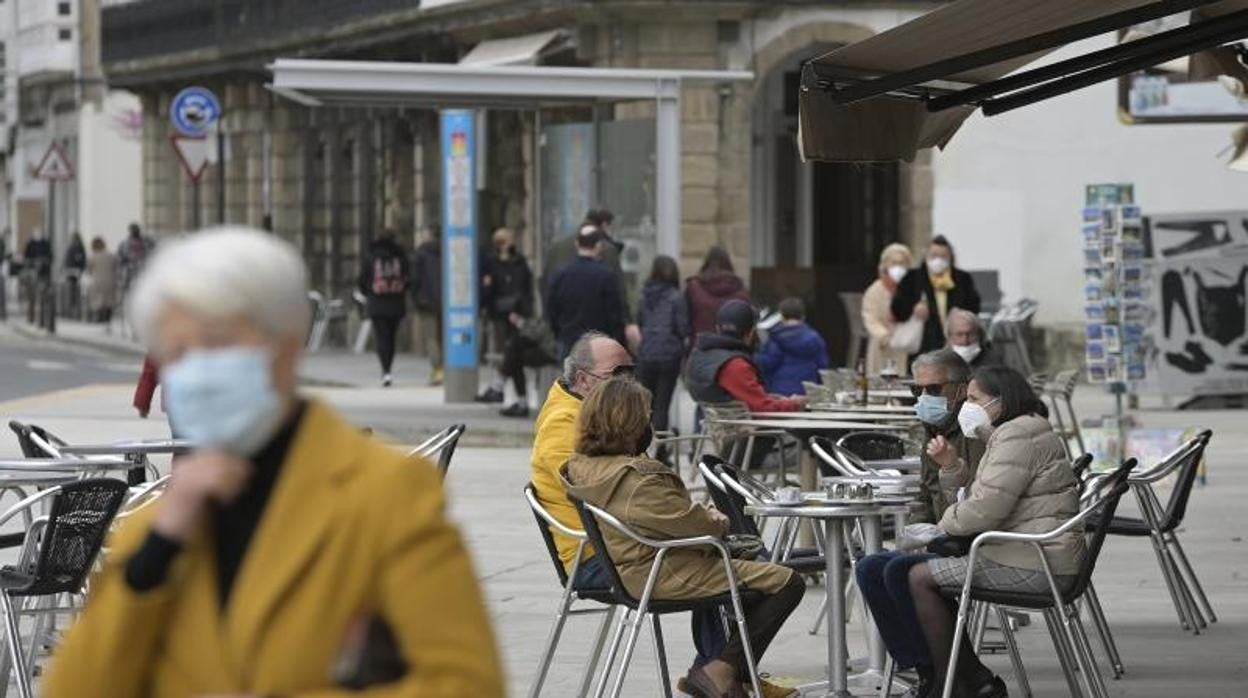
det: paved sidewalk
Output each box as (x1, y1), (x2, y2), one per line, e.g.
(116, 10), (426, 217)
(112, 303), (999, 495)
(1, 384), (1244, 696)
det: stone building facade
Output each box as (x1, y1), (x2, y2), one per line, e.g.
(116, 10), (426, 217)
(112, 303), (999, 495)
(104, 0), (945, 361)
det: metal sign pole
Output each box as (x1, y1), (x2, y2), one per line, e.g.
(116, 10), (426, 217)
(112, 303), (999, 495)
(440, 110), (479, 403)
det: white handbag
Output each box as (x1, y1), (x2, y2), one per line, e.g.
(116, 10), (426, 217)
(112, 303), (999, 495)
(890, 316), (925, 355)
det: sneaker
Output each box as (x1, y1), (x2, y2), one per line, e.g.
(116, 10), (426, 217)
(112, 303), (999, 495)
(475, 387), (504, 403)
(382, 374), (392, 388)
(500, 402), (530, 418)
(748, 677), (798, 698)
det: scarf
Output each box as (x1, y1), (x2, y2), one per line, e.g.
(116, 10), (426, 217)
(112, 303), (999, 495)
(928, 271), (956, 320)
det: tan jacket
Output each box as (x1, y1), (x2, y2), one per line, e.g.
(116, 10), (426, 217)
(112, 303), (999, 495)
(862, 279), (908, 375)
(563, 454), (792, 600)
(938, 414), (1085, 576)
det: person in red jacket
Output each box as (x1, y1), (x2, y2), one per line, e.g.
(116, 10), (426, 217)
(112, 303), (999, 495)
(685, 300), (806, 413)
(133, 355), (160, 418)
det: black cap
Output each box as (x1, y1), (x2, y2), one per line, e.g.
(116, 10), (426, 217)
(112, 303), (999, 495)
(716, 300), (758, 337)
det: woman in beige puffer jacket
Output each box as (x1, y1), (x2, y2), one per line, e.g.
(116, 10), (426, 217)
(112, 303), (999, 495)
(910, 366), (1083, 697)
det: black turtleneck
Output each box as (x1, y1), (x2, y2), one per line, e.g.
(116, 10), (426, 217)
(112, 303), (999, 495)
(125, 402), (307, 609)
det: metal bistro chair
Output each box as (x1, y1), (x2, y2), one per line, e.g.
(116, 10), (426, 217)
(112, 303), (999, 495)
(1041, 370), (1085, 458)
(810, 435), (896, 478)
(567, 482), (766, 698)
(408, 424), (466, 479)
(699, 402), (798, 483)
(1099, 430), (1215, 634)
(8, 421), (158, 484)
(839, 292), (867, 370)
(524, 485), (618, 698)
(0, 478), (129, 697)
(933, 459), (1138, 698)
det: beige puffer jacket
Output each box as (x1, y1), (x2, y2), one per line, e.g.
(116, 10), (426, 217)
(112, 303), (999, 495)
(938, 414), (1085, 576)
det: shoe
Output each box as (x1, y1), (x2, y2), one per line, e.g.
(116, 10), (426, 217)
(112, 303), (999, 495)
(430, 368), (444, 387)
(961, 674), (1008, 698)
(902, 665), (935, 698)
(475, 387), (504, 403)
(500, 403), (530, 418)
(747, 676), (797, 697)
(382, 374), (392, 388)
(682, 666), (747, 698)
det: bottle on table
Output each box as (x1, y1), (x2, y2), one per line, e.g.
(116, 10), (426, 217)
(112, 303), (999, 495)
(856, 353), (869, 406)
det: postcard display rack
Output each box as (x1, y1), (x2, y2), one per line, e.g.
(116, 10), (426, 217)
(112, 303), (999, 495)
(1083, 184), (1146, 461)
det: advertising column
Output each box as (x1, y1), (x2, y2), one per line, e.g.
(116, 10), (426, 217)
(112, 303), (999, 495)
(441, 110), (479, 402)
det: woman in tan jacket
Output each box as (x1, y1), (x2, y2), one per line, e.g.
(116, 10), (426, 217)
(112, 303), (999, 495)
(862, 243), (914, 375)
(905, 366), (1083, 697)
(564, 377), (804, 698)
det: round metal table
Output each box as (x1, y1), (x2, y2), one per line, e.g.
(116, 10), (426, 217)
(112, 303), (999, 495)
(60, 439), (194, 458)
(748, 499), (909, 697)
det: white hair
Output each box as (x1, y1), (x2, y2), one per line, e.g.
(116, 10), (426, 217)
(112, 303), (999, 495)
(129, 226), (311, 346)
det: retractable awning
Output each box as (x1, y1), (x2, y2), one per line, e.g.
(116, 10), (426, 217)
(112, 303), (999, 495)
(268, 58), (752, 258)
(458, 29), (567, 67)
(800, 0), (1248, 162)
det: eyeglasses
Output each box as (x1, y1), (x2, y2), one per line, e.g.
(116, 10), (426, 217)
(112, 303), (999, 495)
(909, 382), (949, 398)
(587, 364), (636, 380)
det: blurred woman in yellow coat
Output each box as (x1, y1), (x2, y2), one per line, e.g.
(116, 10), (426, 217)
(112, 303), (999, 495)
(44, 227), (503, 698)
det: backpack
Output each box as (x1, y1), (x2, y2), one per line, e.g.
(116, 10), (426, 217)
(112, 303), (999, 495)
(371, 255), (406, 296)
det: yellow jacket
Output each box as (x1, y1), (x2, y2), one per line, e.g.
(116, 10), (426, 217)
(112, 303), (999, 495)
(43, 400), (503, 698)
(530, 380), (592, 569)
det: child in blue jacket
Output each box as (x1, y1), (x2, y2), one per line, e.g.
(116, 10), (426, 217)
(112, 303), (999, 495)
(756, 297), (830, 396)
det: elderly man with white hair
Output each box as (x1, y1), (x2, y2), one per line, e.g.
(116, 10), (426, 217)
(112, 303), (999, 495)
(44, 227), (503, 697)
(945, 308), (1003, 369)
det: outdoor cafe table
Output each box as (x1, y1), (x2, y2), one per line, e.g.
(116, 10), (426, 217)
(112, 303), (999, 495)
(60, 439), (194, 458)
(0, 458), (135, 476)
(750, 412), (919, 423)
(808, 403), (916, 414)
(748, 498), (910, 697)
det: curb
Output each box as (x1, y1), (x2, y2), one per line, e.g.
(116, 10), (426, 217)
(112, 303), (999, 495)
(5, 322), (146, 358)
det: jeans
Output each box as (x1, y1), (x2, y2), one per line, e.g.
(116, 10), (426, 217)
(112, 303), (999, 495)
(571, 555), (728, 668)
(856, 550), (938, 670)
(372, 315), (402, 374)
(637, 358), (682, 433)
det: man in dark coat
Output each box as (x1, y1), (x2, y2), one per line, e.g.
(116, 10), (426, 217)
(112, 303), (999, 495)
(890, 235), (981, 358)
(684, 300), (804, 413)
(410, 228), (443, 386)
(545, 226), (625, 359)
(908, 348), (987, 524)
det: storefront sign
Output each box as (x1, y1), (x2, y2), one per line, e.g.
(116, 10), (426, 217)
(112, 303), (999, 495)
(441, 110), (478, 369)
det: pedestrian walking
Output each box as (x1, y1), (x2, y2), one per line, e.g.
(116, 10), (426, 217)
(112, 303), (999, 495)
(64, 232), (87, 319)
(85, 237), (118, 324)
(636, 255), (689, 455)
(686, 245), (750, 338)
(545, 224), (626, 359)
(890, 235), (982, 358)
(755, 297), (829, 396)
(862, 242), (914, 375)
(477, 227), (534, 404)
(118, 222), (155, 294)
(410, 227), (443, 386)
(22, 230), (53, 325)
(359, 232), (410, 387)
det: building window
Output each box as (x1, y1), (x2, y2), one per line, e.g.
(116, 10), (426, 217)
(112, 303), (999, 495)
(59, 28), (72, 41)
(58, 2), (71, 16)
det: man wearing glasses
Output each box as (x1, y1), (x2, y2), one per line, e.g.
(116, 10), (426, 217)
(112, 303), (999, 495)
(909, 348), (987, 524)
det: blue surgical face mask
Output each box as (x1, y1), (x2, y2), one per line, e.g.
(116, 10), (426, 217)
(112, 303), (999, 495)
(915, 393), (951, 426)
(162, 347), (285, 457)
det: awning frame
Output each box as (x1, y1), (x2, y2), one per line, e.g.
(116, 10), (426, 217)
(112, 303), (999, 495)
(806, 0), (1219, 105)
(269, 58), (753, 259)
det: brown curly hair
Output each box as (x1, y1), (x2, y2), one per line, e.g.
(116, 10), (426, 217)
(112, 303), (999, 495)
(576, 377), (652, 457)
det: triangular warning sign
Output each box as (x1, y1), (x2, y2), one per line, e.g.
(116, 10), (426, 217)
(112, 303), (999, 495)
(34, 144), (74, 181)
(172, 135), (212, 182)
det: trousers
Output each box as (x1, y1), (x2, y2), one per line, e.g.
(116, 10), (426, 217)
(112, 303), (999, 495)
(856, 550), (938, 670)
(371, 315), (402, 374)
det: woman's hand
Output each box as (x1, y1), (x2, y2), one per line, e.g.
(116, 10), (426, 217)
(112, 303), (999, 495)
(152, 451), (251, 543)
(926, 435), (957, 469)
(912, 302), (930, 321)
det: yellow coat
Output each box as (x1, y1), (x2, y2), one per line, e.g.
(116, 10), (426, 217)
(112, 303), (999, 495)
(530, 380), (593, 569)
(43, 400), (503, 698)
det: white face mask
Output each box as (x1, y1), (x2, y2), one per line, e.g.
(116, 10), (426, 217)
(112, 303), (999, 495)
(952, 343), (982, 363)
(887, 265), (908, 284)
(927, 257), (950, 275)
(958, 398), (998, 438)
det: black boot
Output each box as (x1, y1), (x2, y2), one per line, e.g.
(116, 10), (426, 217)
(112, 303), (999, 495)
(904, 664), (935, 697)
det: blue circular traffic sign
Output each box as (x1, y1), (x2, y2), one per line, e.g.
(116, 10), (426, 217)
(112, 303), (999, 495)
(171, 86), (222, 137)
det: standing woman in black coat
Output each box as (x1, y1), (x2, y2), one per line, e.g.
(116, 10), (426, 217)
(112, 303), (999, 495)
(890, 235), (981, 358)
(359, 231), (410, 387)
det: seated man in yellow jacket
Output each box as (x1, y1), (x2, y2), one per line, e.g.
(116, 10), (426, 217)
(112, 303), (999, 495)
(44, 227), (503, 698)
